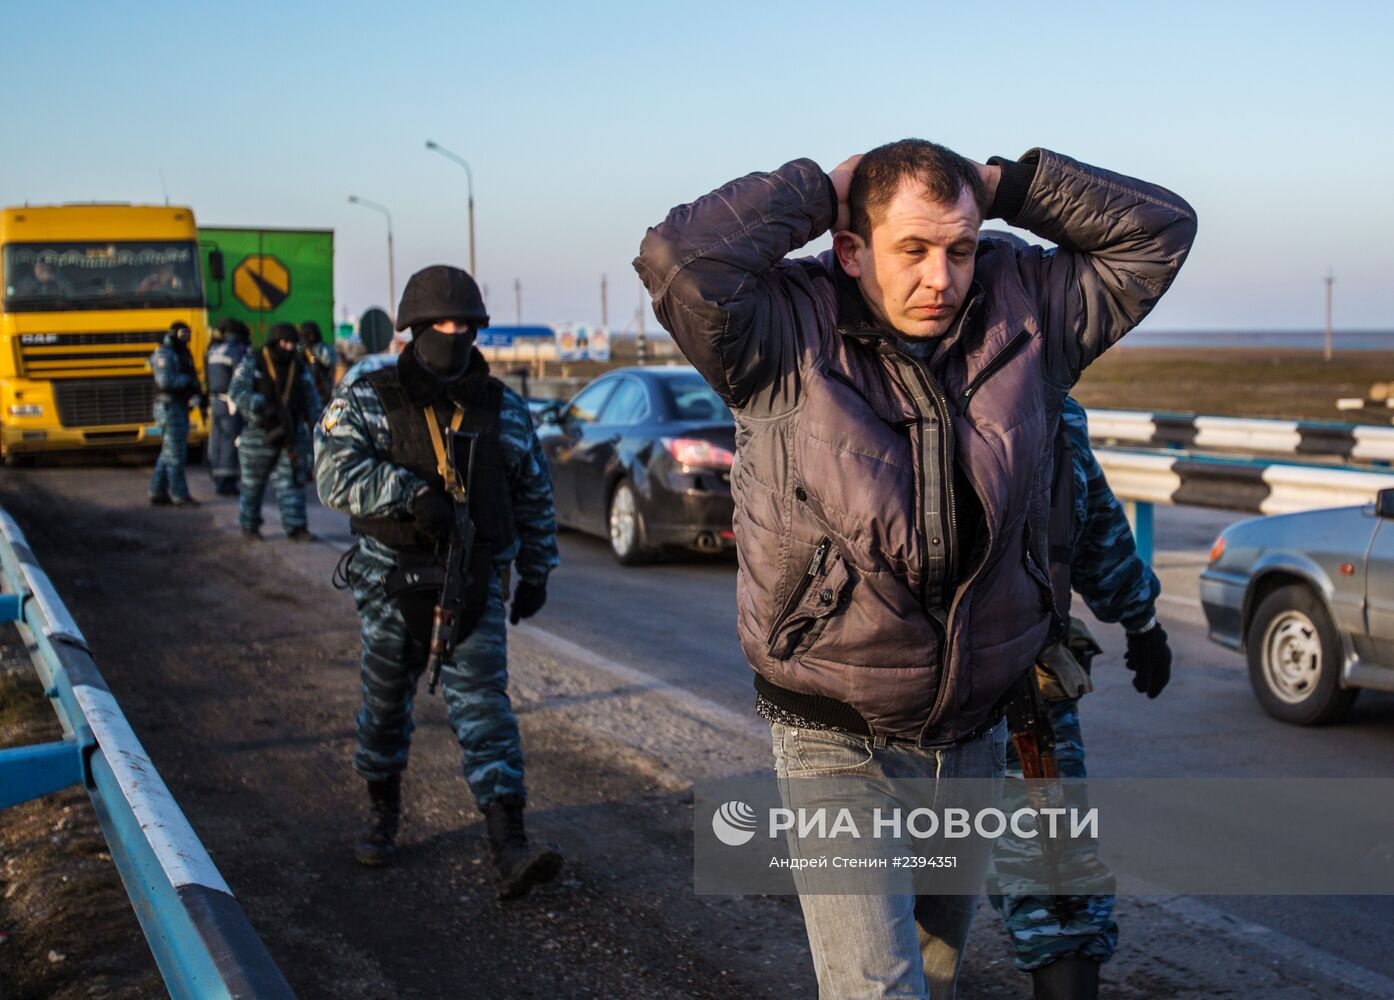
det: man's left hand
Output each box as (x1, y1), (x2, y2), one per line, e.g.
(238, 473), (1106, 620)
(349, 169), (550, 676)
(1125, 623), (1172, 698)
(509, 579), (547, 625)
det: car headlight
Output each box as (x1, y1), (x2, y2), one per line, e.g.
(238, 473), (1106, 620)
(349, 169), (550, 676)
(7, 404), (43, 418)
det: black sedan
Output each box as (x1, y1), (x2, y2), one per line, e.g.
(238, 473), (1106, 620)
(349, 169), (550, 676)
(535, 366), (735, 564)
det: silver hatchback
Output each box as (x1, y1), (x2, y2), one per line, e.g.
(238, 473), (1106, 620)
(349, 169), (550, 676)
(1201, 489), (1394, 725)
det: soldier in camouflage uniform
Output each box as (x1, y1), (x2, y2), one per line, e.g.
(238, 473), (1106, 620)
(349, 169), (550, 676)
(298, 320), (336, 421)
(314, 264), (562, 899)
(989, 395), (1173, 1000)
(148, 321), (202, 506)
(229, 322), (320, 540)
(206, 318), (251, 496)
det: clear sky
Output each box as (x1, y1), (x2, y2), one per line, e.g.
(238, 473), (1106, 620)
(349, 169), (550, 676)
(2, 0), (1390, 332)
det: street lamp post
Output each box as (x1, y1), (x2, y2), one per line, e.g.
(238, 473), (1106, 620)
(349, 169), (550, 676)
(347, 195), (396, 315)
(424, 140), (476, 277)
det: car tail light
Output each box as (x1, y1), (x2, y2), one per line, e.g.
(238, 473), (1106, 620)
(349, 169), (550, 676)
(1208, 535), (1226, 563)
(663, 437), (734, 469)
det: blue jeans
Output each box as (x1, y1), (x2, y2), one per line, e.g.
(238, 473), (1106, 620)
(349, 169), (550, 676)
(772, 720), (1008, 1000)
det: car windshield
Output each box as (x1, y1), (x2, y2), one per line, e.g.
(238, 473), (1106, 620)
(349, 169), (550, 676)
(3, 241), (203, 312)
(661, 374), (732, 423)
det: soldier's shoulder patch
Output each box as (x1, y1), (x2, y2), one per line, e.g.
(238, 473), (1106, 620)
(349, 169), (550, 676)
(321, 396), (349, 431)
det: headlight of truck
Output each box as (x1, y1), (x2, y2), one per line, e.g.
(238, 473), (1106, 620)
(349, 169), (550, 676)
(6, 404), (43, 418)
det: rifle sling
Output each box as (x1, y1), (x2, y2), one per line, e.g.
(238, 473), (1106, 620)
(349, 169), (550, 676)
(261, 347), (297, 407)
(422, 404), (466, 497)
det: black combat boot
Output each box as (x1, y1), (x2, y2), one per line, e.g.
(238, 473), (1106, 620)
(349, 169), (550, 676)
(483, 794), (562, 900)
(1032, 957), (1101, 1000)
(354, 775), (401, 867)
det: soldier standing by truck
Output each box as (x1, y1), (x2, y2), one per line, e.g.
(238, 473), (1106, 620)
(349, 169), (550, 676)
(148, 320), (202, 507)
(298, 320), (336, 420)
(206, 317), (250, 496)
(229, 322), (319, 539)
(314, 265), (562, 899)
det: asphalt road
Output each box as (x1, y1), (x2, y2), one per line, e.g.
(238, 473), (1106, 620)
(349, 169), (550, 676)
(5, 458), (1394, 998)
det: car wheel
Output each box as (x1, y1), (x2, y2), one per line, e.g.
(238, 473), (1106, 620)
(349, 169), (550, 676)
(608, 480), (651, 566)
(1247, 584), (1357, 725)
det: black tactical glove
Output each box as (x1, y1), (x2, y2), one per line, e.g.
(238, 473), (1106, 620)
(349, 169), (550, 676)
(411, 487), (455, 541)
(1125, 622), (1172, 699)
(509, 579), (547, 625)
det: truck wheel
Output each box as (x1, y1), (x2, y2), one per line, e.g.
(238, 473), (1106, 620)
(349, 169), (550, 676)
(3, 453), (35, 468)
(1247, 584), (1357, 725)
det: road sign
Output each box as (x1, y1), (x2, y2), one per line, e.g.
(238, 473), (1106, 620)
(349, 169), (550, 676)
(359, 308), (393, 353)
(231, 254), (291, 311)
(478, 325), (554, 348)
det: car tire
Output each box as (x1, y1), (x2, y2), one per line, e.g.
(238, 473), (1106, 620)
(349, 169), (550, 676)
(1247, 584), (1357, 725)
(607, 480), (652, 566)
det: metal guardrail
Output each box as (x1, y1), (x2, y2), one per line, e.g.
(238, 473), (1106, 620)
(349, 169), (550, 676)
(1087, 408), (1394, 464)
(0, 506), (295, 999)
(1095, 447), (1394, 515)
(1095, 446), (1394, 563)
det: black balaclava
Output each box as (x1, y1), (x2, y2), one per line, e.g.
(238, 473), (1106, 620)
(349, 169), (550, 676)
(167, 323), (193, 358)
(412, 321), (476, 380)
(299, 321), (323, 347)
(266, 322), (299, 363)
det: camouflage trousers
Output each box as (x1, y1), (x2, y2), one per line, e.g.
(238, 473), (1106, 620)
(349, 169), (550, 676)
(987, 697), (1119, 971)
(208, 397), (243, 488)
(148, 401), (190, 501)
(237, 423), (310, 533)
(347, 541), (524, 809)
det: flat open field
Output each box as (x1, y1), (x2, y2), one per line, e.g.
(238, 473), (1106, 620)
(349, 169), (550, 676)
(1073, 348), (1394, 424)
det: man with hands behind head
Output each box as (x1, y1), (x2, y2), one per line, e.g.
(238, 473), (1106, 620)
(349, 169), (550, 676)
(636, 142), (1195, 997)
(314, 264), (561, 900)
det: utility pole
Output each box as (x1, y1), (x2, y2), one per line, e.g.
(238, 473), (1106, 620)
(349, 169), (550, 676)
(514, 278), (522, 325)
(1324, 268), (1335, 362)
(636, 276), (648, 365)
(600, 274), (608, 327)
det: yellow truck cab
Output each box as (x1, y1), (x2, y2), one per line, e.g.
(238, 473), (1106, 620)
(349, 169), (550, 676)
(0, 204), (209, 462)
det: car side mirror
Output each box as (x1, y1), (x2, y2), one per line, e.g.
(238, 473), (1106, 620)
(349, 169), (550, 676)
(208, 250), (225, 282)
(1377, 488), (1394, 520)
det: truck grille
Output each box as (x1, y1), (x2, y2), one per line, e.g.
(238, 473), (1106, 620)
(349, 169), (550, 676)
(52, 378), (156, 428)
(20, 330), (164, 378)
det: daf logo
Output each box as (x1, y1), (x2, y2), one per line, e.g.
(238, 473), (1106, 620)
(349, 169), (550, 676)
(20, 334), (60, 345)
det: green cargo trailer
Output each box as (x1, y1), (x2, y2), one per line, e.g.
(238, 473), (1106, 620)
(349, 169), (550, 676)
(199, 227), (333, 348)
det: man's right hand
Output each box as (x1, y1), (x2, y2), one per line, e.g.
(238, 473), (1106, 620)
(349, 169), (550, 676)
(827, 153), (864, 233)
(411, 486), (455, 541)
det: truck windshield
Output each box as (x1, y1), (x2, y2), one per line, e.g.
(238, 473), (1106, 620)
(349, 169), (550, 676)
(2, 241), (203, 312)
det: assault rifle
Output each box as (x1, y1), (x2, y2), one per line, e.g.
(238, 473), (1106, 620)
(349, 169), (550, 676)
(425, 429), (479, 694)
(1005, 668), (1074, 921)
(261, 349), (304, 488)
